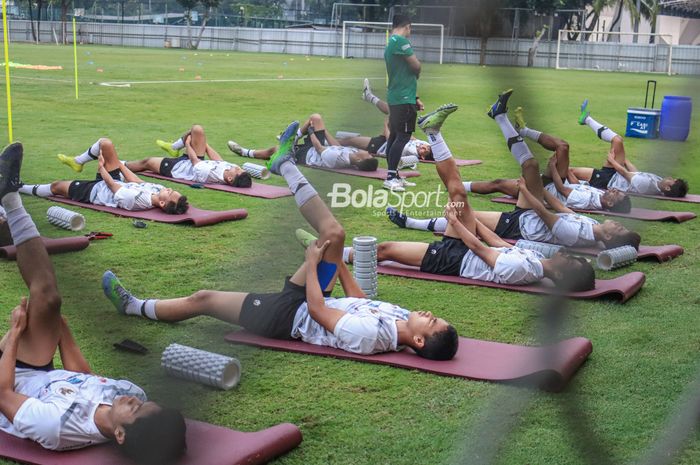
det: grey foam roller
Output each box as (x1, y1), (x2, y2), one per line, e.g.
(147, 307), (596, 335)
(161, 343), (241, 390)
(596, 245), (638, 271)
(353, 236), (377, 298)
(47, 206), (85, 231)
(514, 240), (563, 258)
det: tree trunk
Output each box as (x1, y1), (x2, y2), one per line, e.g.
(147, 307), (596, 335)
(185, 9), (192, 49)
(61, 1), (68, 44)
(36, 0), (44, 43)
(192, 8), (211, 49)
(479, 36), (488, 66)
(27, 0), (37, 42)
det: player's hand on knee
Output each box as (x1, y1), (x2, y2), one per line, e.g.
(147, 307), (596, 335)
(10, 297), (28, 335)
(305, 239), (331, 265)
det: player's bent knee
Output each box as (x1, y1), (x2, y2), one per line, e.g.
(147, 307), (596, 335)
(191, 124), (205, 135)
(31, 283), (62, 314)
(187, 289), (216, 307)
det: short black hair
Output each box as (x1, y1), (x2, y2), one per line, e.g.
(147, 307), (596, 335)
(606, 194), (632, 213)
(356, 158), (379, 171)
(602, 230), (641, 251)
(414, 325), (459, 360)
(232, 171), (253, 187)
(121, 408), (187, 465)
(663, 178), (688, 198)
(392, 14), (411, 29)
(165, 196), (189, 215)
(557, 254), (596, 292)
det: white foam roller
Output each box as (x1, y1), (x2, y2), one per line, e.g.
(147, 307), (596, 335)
(242, 162), (271, 180)
(596, 246), (638, 271)
(47, 206), (85, 231)
(398, 155), (419, 170)
(161, 343), (241, 390)
(335, 131), (360, 139)
(514, 239), (563, 258)
(352, 236), (377, 298)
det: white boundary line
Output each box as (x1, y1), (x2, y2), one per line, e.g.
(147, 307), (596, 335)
(98, 76), (388, 86)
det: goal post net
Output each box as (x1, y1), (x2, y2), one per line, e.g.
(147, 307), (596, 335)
(341, 21), (445, 64)
(556, 29), (674, 75)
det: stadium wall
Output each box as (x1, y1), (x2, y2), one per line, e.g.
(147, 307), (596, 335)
(5, 20), (699, 76)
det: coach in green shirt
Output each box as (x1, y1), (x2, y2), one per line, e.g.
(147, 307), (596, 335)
(383, 14), (424, 192)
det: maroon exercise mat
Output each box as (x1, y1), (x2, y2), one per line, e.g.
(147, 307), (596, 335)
(225, 331), (592, 392)
(497, 238), (684, 263)
(303, 166), (420, 179)
(491, 196), (696, 223)
(420, 159), (482, 166)
(47, 197), (248, 227)
(627, 192), (700, 204)
(0, 419), (302, 465)
(376, 261), (645, 302)
(140, 171), (292, 199)
(0, 236), (90, 260)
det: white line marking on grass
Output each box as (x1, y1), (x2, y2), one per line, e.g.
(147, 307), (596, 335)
(98, 76), (387, 86)
(11, 76), (74, 83)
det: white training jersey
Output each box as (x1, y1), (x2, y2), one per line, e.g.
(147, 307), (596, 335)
(0, 205), (5, 221)
(90, 181), (163, 211)
(519, 210), (598, 247)
(0, 368), (146, 451)
(306, 146), (355, 169)
(291, 297), (408, 355)
(171, 159), (239, 184)
(460, 247), (545, 285)
(608, 172), (662, 195)
(377, 138), (429, 158)
(545, 181), (603, 210)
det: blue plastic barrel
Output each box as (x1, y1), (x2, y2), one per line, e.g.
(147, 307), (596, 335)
(659, 96), (692, 141)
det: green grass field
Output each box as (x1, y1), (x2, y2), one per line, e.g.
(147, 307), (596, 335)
(0, 43), (699, 465)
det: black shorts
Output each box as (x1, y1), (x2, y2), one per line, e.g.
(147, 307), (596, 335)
(238, 278), (308, 340)
(367, 135), (387, 155)
(0, 350), (54, 371)
(494, 207), (530, 240)
(68, 180), (100, 203)
(589, 166), (616, 189)
(388, 103), (418, 135)
(420, 236), (468, 276)
(294, 130), (327, 164)
(159, 155), (190, 177)
(94, 168), (123, 182)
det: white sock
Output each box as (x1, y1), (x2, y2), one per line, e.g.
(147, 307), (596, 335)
(520, 127), (542, 142)
(74, 140), (102, 165)
(19, 184), (53, 198)
(405, 216), (448, 232)
(1, 193), (39, 245)
(426, 131), (452, 162)
(243, 149), (255, 158)
(462, 181), (472, 192)
(296, 129), (303, 138)
(171, 138), (185, 150)
(124, 296), (158, 320)
(343, 247), (352, 264)
(495, 114), (533, 165)
(280, 161), (317, 207)
(585, 116), (618, 142)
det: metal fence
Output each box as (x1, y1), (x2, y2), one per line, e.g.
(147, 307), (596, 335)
(5, 20), (700, 75)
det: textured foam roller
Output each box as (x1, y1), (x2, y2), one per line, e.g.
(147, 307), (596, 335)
(242, 162), (271, 180)
(596, 245), (638, 271)
(353, 236), (377, 298)
(514, 240), (563, 258)
(398, 155), (419, 170)
(161, 343), (241, 390)
(304, 165), (420, 179)
(47, 206), (85, 231)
